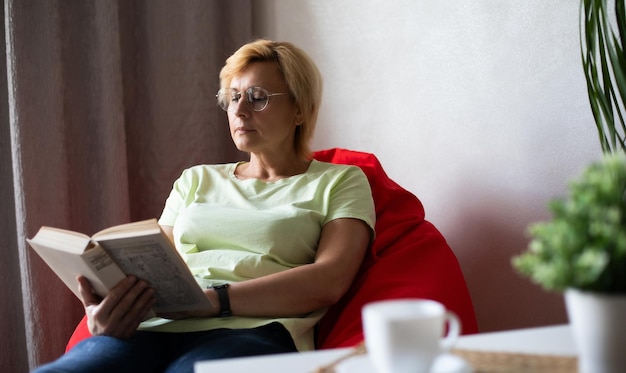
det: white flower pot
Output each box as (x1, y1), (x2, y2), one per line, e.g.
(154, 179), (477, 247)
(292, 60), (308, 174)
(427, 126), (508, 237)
(565, 288), (626, 373)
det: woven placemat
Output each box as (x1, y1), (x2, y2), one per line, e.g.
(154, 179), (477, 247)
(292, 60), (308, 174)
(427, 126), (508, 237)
(452, 349), (578, 373)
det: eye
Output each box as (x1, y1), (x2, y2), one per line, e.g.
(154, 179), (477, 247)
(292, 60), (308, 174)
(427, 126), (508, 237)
(248, 87), (268, 102)
(229, 91), (241, 102)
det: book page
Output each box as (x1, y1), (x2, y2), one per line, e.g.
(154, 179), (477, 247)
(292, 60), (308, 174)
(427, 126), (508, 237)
(93, 218), (161, 241)
(97, 232), (212, 313)
(81, 243), (128, 297)
(28, 227), (92, 255)
(27, 239), (126, 300)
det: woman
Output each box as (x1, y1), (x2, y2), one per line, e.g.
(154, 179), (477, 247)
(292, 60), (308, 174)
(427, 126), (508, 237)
(34, 39), (375, 373)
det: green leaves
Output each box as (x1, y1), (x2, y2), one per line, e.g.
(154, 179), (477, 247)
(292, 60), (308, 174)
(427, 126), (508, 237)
(512, 153), (626, 293)
(581, 0), (626, 154)
(514, 1), (626, 295)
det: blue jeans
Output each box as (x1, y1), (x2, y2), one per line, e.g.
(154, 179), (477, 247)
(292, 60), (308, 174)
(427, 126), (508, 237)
(33, 322), (297, 373)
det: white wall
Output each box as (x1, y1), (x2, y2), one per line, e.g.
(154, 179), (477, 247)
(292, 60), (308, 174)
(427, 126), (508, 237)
(253, 0), (600, 332)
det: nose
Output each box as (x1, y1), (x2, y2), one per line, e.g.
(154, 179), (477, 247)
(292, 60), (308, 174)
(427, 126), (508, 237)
(230, 94), (250, 117)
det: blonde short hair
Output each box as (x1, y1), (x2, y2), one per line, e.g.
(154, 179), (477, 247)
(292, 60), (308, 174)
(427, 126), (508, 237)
(219, 39), (323, 159)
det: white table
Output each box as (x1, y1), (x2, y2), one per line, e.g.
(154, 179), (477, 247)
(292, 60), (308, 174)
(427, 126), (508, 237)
(454, 324), (575, 356)
(195, 324), (576, 373)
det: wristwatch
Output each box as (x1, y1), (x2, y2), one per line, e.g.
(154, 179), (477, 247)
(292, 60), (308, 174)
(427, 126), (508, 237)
(211, 283), (232, 317)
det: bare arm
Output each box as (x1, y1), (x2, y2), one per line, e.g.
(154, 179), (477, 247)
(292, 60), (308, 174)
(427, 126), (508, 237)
(78, 218), (367, 333)
(160, 218), (371, 318)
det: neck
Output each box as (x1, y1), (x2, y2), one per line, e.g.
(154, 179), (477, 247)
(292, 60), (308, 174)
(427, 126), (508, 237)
(236, 155), (311, 182)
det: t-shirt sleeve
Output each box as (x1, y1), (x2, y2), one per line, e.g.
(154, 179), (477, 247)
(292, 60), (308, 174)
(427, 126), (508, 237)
(158, 168), (192, 226)
(323, 165), (376, 234)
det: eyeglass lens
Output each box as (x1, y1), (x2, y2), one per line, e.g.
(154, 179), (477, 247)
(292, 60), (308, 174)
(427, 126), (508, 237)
(217, 87), (271, 112)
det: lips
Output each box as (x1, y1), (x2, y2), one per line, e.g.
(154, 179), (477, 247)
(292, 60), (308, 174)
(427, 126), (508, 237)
(235, 126), (255, 134)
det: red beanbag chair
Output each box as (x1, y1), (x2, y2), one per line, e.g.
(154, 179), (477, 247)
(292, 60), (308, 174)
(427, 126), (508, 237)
(66, 148), (478, 352)
(313, 148), (478, 349)
(66, 315), (90, 353)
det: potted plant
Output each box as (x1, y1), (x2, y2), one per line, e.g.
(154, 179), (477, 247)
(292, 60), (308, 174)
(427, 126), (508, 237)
(512, 1), (626, 372)
(512, 153), (626, 295)
(512, 153), (626, 373)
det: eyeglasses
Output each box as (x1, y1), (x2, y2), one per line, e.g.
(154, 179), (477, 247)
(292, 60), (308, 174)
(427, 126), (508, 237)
(216, 87), (290, 112)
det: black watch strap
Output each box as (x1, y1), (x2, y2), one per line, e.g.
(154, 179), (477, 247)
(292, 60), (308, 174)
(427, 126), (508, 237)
(212, 283), (232, 317)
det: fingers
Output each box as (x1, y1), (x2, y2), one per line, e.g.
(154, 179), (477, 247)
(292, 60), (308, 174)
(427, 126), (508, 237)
(106, 277), (156, 335)
(99, 276), (147, 315)
(77, 275), (101, 307)
(86, 276), (157, 338)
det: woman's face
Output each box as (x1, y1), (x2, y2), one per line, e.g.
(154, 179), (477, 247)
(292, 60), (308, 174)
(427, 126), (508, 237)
(226, 61), (302, 156)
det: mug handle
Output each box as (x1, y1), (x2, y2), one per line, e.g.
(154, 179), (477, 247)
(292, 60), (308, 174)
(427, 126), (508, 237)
(440, 311), (461, 352)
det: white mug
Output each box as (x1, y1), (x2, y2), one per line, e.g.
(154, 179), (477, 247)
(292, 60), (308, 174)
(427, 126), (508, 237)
(362, 299), (461, 373)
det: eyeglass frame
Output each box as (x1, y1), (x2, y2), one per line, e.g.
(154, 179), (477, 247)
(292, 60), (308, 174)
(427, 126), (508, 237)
(216, 86), (291, 112)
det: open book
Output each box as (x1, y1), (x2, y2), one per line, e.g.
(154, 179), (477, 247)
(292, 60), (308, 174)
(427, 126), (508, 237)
(27, 218), (212, 316)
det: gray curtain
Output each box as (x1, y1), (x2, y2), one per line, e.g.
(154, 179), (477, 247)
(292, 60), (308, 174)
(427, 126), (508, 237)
(1, 0), (252, 370)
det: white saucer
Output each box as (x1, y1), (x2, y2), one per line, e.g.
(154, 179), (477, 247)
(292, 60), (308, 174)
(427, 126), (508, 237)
(335, 353), (473, 373)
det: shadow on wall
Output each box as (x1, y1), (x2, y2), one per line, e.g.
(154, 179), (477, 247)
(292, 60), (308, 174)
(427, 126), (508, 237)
(444, 187), (568, 333)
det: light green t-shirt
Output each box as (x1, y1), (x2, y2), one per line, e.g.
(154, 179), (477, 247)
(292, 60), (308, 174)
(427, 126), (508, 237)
(141, 160), (375, 351)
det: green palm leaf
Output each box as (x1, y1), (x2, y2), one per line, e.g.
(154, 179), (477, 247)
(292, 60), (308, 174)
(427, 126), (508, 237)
(581, 0), (626, 154)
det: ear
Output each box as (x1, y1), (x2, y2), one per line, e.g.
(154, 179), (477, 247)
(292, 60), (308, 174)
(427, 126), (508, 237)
(294, 108), (304, 126)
